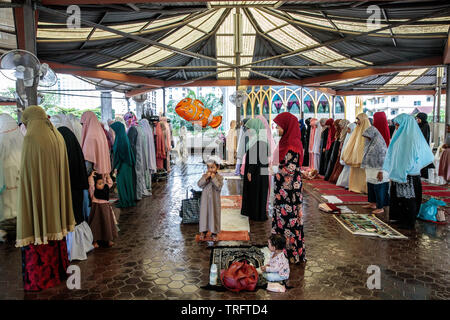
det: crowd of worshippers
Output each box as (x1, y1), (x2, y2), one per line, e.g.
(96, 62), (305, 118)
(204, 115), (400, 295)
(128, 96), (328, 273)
(0, 106), (173, 291)
(225, 111), (449, 234)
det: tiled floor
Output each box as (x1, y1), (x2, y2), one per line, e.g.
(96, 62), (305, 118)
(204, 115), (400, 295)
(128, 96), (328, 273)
(0, 157), (449, 300)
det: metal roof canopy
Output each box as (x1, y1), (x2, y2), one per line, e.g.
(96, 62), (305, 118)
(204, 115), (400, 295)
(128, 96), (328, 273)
(5, 0), (450, 96)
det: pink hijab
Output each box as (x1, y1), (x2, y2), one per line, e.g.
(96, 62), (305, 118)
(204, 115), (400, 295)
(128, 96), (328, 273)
(308, 118), (317, 153)
(81, 111), (111, 174)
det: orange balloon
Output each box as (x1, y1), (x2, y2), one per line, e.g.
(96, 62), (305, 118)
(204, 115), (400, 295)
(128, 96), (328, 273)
(175, 98), (222, 128)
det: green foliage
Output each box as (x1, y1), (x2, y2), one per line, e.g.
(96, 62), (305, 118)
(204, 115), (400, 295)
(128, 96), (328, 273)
(0, 86), (102, 120)
(166, 90), (225, 136)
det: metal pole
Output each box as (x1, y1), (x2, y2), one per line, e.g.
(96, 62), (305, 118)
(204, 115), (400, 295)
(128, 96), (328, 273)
(446, 65), (450, 144)
(235, 8), (242, 129)
(300, 87), (304, 119)
(436, 71), (442, 123)
(162, 87), (166, 116)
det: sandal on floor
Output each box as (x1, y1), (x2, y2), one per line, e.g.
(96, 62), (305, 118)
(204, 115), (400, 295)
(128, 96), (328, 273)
(372, 209), (384, 214)
(211, 234), (218, 242)
(362, 204), (376, 209)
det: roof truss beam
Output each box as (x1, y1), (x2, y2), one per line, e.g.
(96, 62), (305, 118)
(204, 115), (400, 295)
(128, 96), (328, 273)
(37, 5), (237, 68)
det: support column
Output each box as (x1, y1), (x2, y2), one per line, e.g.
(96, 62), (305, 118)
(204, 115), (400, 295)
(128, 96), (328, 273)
(13, 0), (38, 119)
(235, 8), (242, 130)
(133, 94), (147, 119)
(436, 67), (443, 123)
(446, 65), (450, 143)
(300, 87), (304, 119)
(100, 90), (112, 123)
(162, 87), (166, 116)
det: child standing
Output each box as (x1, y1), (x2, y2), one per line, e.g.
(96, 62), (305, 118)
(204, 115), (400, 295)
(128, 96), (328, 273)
(261, 234), (290, 283)
(198, 158), (223, 241)
(88, 171), (118, 248)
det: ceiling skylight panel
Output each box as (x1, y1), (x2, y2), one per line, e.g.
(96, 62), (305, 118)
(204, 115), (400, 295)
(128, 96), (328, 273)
(242, 35), (256, 56)
(143, 14), (189, 31)
(381, 68), (428, 89)
(287, 13), (333, 29)
(217, 9), (234, 33)
(281, 25), (317, 47)
(248, 8), (276, 32)
(267, 29), (304, 50)
(216, 35), (234, 56)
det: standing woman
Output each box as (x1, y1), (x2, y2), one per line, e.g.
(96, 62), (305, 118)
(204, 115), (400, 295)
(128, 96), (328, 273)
(110, 122), (136, 208)
(0, 114), (24, 228)
(336, 123), (356, 188)
(318, 118), (330, 175)
(312, 118), (323, 170)
(80, 111), (111, 175)
(342, 113), (371, 194)
(124, 111), (139, 199)
(226, 120), (237, 165)
(329, 120), (350, 183)
(241, 118), (270, 221)
(302, 118), (311, 167)
(272, 112), (306, 264)
(373, 112), (390, 147)
(235, 118), (250, 175)
(16, 106), (75, 291)
(416, 112), (433, 179)
(383, 114), (434, 229)
(57, 126), (94, 261)
(139, 119), (157, 193)
(308, 118), (317, 169)
(324, 119), (341, 180)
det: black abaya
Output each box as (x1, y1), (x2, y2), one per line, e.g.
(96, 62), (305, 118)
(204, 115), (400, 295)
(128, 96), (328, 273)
(324, 140), (341, 181)
(127, 126), (138, 199)
(58, 126), (89, 225)
(389, 175), (422, 229)
(241, 141), (269, 221)
(319, 128), (329, 175)
(302, 119), (311, 167)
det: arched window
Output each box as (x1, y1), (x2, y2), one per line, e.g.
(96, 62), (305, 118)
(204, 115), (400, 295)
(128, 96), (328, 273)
(246, 99), (252, 117)
(335, 97), (345, 114)
(272, 94), (283, 114)
(262, 96), (270, 115)
(317, 95), (330, 114)
(303, 94), (314, 113)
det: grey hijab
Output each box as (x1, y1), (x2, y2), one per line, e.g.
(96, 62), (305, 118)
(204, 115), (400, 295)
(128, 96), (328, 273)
(361, 126), (387, 170)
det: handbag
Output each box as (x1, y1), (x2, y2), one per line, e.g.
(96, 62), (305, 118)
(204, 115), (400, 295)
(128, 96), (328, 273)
(220, 261), (258, 292)
(180, 187), (201, 224)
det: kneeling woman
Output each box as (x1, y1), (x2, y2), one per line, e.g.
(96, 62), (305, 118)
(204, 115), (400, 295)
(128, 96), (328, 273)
(383, 114), (434, 229)
(271, 112), (306, 264)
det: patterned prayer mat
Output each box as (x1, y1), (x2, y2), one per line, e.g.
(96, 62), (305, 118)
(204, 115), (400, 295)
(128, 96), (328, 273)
(221, 195), (242, 209)
(334, 214), (407, 239)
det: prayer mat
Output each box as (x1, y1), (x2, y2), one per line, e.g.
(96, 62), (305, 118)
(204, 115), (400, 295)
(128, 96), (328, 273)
(334, 195), (368, 203)
(203, 245), (268, 291)
(334, 214), (407, 239)
(221, 208), (250, 232)
(221, 195), (242, 209)
(422, 186), (448, 191)
(195, 231), (250, 242)
(423, 191), (450, 197)
(317, 189), (360, 196)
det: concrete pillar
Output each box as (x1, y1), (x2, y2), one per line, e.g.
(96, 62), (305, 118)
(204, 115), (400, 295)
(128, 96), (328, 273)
(133, 94), (147, 119)
(100, 91), (112, 123)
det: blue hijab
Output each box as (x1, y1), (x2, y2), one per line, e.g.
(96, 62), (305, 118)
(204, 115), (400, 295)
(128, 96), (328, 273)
(382, 113), (434, 183)
(299, 119), (305, 131)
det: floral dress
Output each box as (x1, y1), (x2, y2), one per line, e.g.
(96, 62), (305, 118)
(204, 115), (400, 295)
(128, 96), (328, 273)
(272, 150), (306, 264)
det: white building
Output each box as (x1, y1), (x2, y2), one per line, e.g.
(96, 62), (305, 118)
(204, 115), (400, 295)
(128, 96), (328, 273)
(363, 94), (445, 119)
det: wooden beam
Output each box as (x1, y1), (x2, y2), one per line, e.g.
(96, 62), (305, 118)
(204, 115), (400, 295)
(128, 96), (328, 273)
(45, 61), (165, 87)
(41, 0), (377, 4)
(0, 101), (16, 106)
(301, 56), (444, 86)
